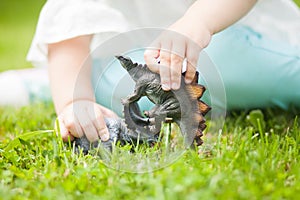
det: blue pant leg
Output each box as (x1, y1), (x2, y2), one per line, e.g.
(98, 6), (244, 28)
(205, 25), (300, 110)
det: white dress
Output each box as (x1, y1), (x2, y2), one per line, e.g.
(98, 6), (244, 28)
(27, 0), (300, 67)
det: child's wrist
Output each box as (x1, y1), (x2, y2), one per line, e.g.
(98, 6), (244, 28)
(175, 16), (212, 49)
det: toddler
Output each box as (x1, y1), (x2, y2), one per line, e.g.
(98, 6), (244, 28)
(1, 0), (299, 142)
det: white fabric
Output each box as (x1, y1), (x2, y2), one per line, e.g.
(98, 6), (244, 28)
(27, 0), (300, 67)
(0, 71), (29, 106)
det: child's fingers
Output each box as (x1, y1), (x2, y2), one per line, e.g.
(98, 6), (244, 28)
(62, 112), (84, 139)
(159, 48), (172, 91)
(170, 53), (184, 90)
(87, 105), (110, 142)
(185, 43), (200, 84)
(145, 30), (202, 90)
(144, 47), (160, 73)
(57, 101), (117, 143)
(170, 39), (185, 90)
(76, 109), (100, 142)
(56, 116), (74, 142)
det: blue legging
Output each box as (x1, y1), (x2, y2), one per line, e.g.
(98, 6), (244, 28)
(205, 25), (300, 110)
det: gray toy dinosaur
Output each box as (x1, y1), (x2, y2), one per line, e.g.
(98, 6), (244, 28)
(73, 56), (210, 154)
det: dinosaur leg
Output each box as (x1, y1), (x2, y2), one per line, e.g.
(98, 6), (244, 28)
(147, 100), (181, 119)
(121, 84), (145, 105)
(143, 104), (162, 118)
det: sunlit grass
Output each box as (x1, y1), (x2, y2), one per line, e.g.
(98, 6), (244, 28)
(1, 104), (300, 199)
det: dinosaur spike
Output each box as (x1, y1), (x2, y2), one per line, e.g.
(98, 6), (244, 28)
(198, 122), (207, 131)
(195, 129), (204, 138)
(182, 71), (199, 84)
(194, 113), (205, 124)
(191, 71), (199, 84)
(198, 100), (211, 116)
(193, 130), (203, 146)
(187, 85), (206, 99)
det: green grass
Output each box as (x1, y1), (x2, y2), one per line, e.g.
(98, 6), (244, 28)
(1, 0), (300, 199)
(1, 105), (300, 199)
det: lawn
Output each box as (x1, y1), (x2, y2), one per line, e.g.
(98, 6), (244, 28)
(1, 1), (300, 199)
(1, 105), (300, 199)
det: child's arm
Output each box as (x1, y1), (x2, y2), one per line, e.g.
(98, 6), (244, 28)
(144, 0), (257, 90)
(48, 35), (117, 142)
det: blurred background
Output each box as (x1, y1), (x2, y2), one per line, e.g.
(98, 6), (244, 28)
(0, 0), (46, 72)
(0, 0), (299, 73)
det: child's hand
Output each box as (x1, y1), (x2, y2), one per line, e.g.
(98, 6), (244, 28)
(144, 17), (212, 91)
(144, 0), (257, 91)
(56, 100), (118, 142)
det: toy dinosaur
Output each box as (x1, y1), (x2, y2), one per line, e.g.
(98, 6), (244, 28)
(73, 118), (158, 154)
(117, 56), (210, 146)
(73, 56), (210, 153)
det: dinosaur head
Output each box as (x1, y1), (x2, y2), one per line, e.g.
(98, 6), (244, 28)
(116, 55), (137, 71)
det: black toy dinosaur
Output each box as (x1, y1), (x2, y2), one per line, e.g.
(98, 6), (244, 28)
(118, 55), (210, 146)
(73, 56), (210, 153)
